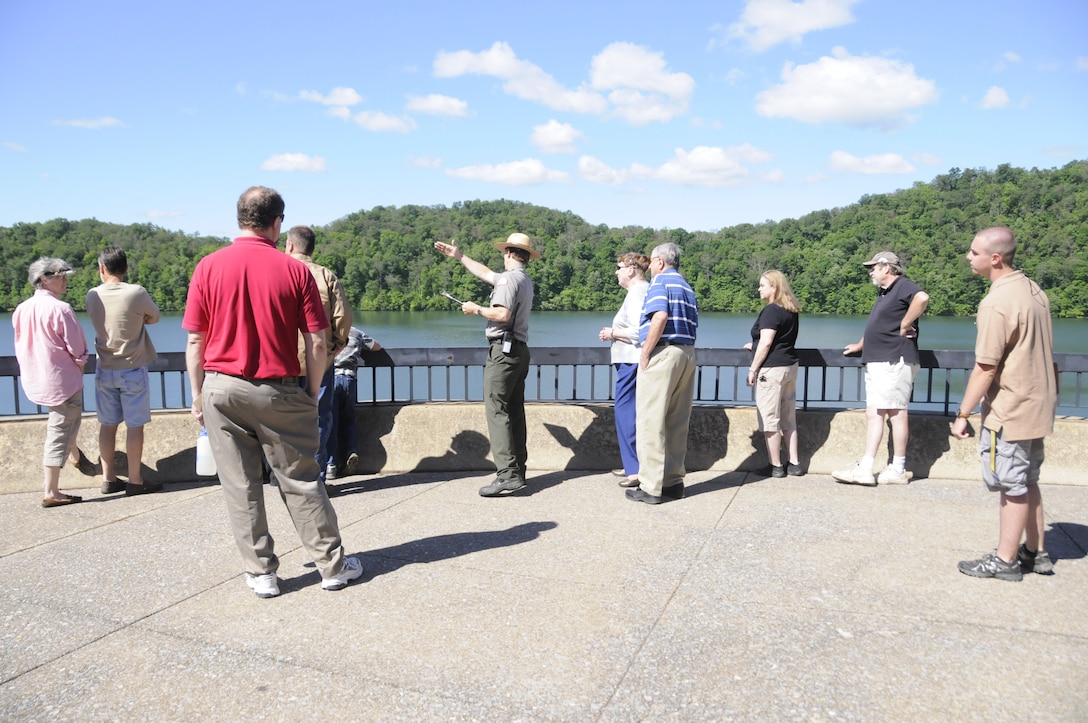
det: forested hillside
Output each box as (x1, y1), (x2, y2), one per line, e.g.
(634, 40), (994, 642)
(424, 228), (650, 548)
(2, 160), (1086, 316)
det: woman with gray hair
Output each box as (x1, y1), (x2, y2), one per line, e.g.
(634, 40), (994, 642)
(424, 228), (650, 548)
(12, 257), (90, 507)
(599, 252), (650, 486)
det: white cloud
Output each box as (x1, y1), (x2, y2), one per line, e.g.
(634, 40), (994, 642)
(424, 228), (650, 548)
(724, 68), (746, 85)
(829, 151), (915, 174)
(299, 87), (364, 106)
(589, 42), (694, 124)
(755, 47), (938, 130)
(1077, 57), (1088, 72)
(51, 117), (125, 130)
(235, 82), (247, 96)
(651, 145), (772, 186)
(578, 156), (629, 186)
(980, 86), (1010, 109)
(728, 0), (859, 52)
(993, 51), (1023, 71)
(581, 144), (773, 188)
(260, 153), (328, 172)
(531, 120), (583, 154)
(445, 158), (570, 185)
(406, 93), (469, 117)
(1042, 145), (1081, 159)
(435, 41), (607, 114)
(408, 155), (442, 168)
(912, 152), (943, 166)
(591, 43), (692, 98)
(4, 141), (28, 152)
(352, 111), (416, 133)
(147, 210), (183, 219)
(434, 41), (693, 125)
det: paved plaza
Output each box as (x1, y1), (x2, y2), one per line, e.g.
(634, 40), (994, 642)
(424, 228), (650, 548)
(1, 469), (1086, 720)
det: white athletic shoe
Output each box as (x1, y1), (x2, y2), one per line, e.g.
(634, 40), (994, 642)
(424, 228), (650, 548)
(877, 467), (913, 485)
(832, 466), (877, 487)
(246, 572), (280, 599)
(322, 555), (363, 591)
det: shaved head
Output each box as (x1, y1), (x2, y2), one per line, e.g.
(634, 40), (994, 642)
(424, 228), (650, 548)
(974, 226), (1016, 265)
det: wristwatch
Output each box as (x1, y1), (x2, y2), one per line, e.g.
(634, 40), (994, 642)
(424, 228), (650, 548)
(956, 411), (971, 419)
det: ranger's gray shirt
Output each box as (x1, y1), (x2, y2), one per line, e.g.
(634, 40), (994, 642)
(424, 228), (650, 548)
(485, 267), (533, 343)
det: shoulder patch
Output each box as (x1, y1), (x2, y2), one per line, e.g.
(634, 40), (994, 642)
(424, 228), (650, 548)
(496, 277), (509, 286)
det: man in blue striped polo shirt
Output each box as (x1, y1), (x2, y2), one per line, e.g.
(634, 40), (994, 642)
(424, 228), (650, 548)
(628, 242), (698, 505)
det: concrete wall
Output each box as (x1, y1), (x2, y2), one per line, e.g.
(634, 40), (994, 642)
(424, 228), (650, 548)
(1, 404), (1084, 495)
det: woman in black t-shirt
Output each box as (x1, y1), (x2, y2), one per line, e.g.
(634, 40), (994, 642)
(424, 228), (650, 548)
(743, 270), (803, 477)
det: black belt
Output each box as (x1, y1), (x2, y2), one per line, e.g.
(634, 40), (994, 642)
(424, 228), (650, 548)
(488, 338), (527, 345)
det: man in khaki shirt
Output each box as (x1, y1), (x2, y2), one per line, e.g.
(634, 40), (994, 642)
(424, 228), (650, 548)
(285, 226), (352, 485)
(951, 226), (1057, 581)
(86, 245), (161, 495)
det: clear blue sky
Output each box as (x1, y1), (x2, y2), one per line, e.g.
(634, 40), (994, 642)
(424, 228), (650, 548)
(2, 0), (1085, 238)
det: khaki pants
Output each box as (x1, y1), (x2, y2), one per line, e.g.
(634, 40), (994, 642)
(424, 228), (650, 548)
(43, 391), (83, 467)
(636, 344), (696, 496)
(203, 372), (347, 580)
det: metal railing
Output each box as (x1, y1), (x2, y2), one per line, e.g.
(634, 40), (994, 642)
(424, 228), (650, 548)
(3, 348), (1085, 418)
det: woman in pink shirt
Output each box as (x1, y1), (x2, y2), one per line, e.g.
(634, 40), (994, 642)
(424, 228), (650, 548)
(12, 258), (89, 507)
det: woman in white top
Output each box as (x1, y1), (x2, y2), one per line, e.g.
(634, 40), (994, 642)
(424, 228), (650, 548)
(599, 252), (650, 486)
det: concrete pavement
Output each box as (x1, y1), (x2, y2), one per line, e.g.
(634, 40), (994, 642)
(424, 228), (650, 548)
(1, 469), (1086, 721)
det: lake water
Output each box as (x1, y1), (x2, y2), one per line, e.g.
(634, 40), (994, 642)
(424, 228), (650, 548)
(3, 311), (1086, 416)
(3, 310), (1086, 356)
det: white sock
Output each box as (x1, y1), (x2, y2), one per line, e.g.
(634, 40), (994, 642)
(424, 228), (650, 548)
(891, 456), (906, 473)
(858, 456), (875, 472)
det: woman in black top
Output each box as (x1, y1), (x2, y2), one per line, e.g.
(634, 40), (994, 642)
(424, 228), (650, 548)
(744, 270), (802, 477)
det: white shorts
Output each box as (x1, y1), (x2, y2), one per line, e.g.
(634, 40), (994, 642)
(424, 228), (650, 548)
(864, 359), (919, 410)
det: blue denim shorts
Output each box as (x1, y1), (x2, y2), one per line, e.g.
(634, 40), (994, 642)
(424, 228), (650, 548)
(95, 366), (152, 427)
(978, 426), (1044, 497)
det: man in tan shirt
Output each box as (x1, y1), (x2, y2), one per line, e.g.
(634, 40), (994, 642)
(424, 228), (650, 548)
(285, 226), (352, 485)
(86, 245), (161, 495)
(951, 226), (1058, 581)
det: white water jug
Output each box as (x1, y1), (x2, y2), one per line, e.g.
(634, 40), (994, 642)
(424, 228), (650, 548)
(196, 427), (217, 476)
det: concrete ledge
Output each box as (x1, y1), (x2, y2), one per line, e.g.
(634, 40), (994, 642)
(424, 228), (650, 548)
(1, 404), (1084, 495)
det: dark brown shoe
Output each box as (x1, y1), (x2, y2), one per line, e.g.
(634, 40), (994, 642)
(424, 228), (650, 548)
(101, 478), (127, 494)
(126, 481), (164, 496)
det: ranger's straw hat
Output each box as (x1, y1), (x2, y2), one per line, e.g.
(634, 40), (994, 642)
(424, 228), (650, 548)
(494, 232), (541, 260)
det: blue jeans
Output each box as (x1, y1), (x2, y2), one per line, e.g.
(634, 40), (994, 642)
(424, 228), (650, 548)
(301, 366), (336, 482)
(613, 363), (638, 476)
(328, 372), (357, 470)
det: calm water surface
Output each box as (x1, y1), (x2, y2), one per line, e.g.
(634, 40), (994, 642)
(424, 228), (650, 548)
(2, 311), (1087, 355)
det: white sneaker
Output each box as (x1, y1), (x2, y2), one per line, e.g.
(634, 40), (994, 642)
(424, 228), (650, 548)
(832, 466), (877, 487)
(322, 555), (363, 591)
(246, 572), (280, 598)
(877, 467), (913, 485)
(345, 452), (359, 475)
(325, 463), (338, 480)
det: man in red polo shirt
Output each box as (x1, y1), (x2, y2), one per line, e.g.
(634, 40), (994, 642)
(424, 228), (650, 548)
(183, 186), (362, 599)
